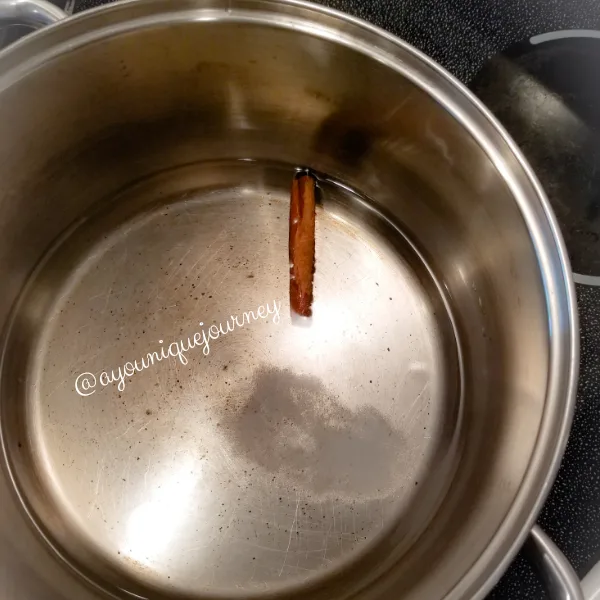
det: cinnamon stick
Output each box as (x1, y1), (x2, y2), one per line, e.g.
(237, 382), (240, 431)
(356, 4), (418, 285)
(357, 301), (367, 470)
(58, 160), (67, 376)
(289, 172), (316, 317)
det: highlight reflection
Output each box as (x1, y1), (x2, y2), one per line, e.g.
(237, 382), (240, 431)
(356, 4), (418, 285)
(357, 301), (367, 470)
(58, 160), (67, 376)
(121, 457), (199, 566)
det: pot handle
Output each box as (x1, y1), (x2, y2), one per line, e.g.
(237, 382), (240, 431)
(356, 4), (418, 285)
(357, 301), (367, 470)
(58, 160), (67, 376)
(0, 0), (67, 48)
(525, 525), (584, 600)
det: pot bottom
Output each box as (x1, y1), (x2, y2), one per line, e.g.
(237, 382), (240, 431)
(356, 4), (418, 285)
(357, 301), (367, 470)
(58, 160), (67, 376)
(0, 159), (462, 598)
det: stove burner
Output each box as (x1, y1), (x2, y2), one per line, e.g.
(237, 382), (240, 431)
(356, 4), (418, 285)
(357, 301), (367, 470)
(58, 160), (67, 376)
(471, 30), (600, 283)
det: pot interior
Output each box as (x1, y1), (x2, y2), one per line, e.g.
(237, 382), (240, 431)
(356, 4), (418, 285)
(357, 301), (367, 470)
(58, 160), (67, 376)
(0, 2), (569, 599)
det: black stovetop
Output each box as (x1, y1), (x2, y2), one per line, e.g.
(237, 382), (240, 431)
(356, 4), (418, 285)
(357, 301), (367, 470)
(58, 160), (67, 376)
(11, 0), (600, 597)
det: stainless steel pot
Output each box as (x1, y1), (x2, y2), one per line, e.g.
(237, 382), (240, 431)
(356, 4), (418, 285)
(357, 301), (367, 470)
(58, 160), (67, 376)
(0, 0), (581, 599)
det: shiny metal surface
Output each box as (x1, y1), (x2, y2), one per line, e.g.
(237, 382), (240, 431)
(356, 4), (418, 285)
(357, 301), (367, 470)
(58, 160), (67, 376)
(6, 161), (461, 597)
(581, 557), (600, 599)
(0, 0), (65, 49)
(0, 1), (578, 600)
(0, 0), (64, 27)
(526, 526), (584, 600)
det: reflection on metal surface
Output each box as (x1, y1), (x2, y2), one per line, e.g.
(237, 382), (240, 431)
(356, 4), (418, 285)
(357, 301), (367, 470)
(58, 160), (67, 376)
(6, 162), (461, 596)
(123, 458), (199, 567)
(0, 0), (66, 49)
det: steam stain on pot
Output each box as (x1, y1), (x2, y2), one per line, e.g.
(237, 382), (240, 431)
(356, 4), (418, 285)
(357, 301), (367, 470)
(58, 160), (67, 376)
(218, 366), (404, 500)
